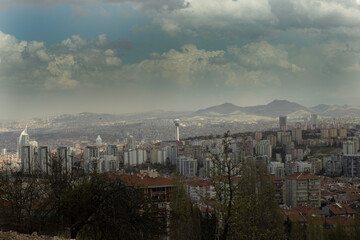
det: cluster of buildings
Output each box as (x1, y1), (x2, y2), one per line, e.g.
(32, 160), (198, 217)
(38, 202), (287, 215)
(2, 114), (360, 234)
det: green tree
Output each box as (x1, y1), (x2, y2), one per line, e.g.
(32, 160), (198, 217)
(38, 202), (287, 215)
(209, 131), (284, 240)
(0, 169), (49, 234)
(231, 160), (284, 240)
(289, 222), (305, 240)
(169, 174), (201, 240)
(60, 173), (162, 239)
(305, 217), (323, 240)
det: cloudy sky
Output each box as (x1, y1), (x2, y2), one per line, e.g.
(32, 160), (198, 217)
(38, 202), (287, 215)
(0, 0), (360, 119)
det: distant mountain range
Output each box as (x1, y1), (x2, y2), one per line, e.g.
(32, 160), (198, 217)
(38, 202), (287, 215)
(2, 100), (360, 132)
(194, 100), (308, 118)
(194, 100), (360, 118)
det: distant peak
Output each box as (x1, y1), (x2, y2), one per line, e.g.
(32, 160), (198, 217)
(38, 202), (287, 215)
(269, 99), (290, 104)
(220, 102), (235, 106)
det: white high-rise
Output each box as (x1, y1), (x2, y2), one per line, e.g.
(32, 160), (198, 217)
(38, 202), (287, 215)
(255, 140), (272, 157)
(17, 126), (29, 159)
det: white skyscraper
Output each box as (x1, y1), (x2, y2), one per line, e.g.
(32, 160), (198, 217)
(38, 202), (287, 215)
(17, 126), (29, 159)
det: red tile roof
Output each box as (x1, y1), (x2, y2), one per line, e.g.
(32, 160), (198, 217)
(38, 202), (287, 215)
(286, 172), (321, 180)
(292, 206), (327, 216)
(186, 180), (212, 187)
(327, 203), (356, 215)
(119, 174), (175, 188)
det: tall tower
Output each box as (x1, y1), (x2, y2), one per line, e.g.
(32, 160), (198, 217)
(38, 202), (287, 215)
(279, 116), (287, 131)
(174, 119), (180, 141)
(310, 114), (318, 129)
(17, 126), (29, 159)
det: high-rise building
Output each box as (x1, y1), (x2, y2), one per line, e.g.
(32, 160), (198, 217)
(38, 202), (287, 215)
(343, 140), (357, 155)
(342, 155), (360, 177)
(285, 173), (321, 208)
(169, 144), (178, 165)
(127, 135), (135, 149)
(38, 146), (50, 174)
(320, 128), (329, 139)
(17, 126), (29, 159)
(57, 147), (72, 174)
(338, 127), (347, 138)
(1, 148), (7, 155)
(177, 156), (198, 176)
(268, 162), (285, 177)
(329, 127), (338, 138)
(255, 140), (272, 157)
(84, 146), (100, 173)
(124, 148), (147, 166)
(21, 145), (32, 174)
(324, 156), (342, 177)
(21, 140), (38, 174)
(292, 126), (303, 143)
(310, 114), (318, 129)
(254, 131), (262, 141)
(279, 116), (287, 131)
(106, 145), (118, 158)
(281, 133), (292, 145)
(267, 135), (277, 148)
(244, 137), (254, 157)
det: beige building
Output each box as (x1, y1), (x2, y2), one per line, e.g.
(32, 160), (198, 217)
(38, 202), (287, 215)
(292, 127), (302, 143)
(320, 128), (329, 139)
(338, 128), (347, 138)
(285, 173), (321, 208)
(267, 135), (277, 148)
(254, 131), (262, 141)
(329, 128), (338, 138)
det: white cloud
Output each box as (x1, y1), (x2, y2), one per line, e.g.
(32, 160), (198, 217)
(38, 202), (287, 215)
(345, 62), (360, 72)
(154, 0), (275, 35)
(118, 44), (225, 87)
(269, 0), (360, 29)
(116, 41), (300, 88)
(0, 31), (123, 90)
(227, 41), (301, 71)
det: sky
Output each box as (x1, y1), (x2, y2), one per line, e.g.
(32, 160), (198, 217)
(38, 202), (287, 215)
(0, 0), (360, 119)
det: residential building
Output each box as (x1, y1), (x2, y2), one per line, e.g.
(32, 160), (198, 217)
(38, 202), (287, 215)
(342, 155), (360, 177)
(285, 173), (321, 208)
(177, 156), (198, 176)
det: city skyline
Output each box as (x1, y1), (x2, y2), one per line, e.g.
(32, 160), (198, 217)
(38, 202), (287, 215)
(0, 0), (360, 119)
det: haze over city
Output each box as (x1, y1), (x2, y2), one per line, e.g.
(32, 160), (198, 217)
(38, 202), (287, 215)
(0, 0), (360, 119)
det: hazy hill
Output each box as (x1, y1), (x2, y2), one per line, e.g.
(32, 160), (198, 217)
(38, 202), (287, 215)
(4, 100), (360, 133)
(194, 103), (242, 115)
(242, 100), (309, 118)
(313, 105), (360, 117)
